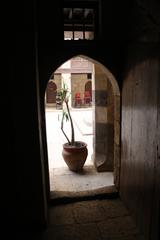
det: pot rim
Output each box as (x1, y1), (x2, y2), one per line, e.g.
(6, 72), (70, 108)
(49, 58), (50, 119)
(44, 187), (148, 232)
(63, 141), (87, 151)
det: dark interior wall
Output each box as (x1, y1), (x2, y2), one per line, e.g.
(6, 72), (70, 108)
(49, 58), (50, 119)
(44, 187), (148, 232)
(120, 44), (160, 240)
(11, 2), (48, 231)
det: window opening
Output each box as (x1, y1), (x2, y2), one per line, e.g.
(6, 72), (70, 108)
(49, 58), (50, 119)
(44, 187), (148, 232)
(63, 7), (96, 40)
(87, 73), (92, 79)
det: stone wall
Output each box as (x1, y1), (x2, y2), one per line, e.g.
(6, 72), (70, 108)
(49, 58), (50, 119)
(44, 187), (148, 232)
(54, 74), (61, 90)
(93, 63), (114, 172)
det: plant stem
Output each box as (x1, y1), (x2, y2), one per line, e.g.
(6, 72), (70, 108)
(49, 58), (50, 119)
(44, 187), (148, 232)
(61, 115), (71, 144)
(66, 100), (75, 145)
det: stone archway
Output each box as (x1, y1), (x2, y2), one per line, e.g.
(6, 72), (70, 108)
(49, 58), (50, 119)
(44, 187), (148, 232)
(46, 81), (57, 104)
(85, 81), (92, 92)
(45, 55), (120, 190)
(85, 81), (92, 102)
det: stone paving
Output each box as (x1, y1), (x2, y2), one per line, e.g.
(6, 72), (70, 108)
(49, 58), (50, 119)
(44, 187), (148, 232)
(32, 197), (145, 240)
(50, 166), (113, 192)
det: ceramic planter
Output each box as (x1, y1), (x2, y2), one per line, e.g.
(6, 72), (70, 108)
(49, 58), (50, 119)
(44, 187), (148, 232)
(62, 141), (88, 171)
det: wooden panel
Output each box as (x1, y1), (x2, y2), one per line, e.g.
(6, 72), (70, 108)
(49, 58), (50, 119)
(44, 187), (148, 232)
(120, 67), (134, 206)
(151, 60), (160, 240)
(120, 58), (159, 239)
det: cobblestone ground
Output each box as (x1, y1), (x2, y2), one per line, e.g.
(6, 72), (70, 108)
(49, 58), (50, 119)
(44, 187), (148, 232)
(31, 197), (145, 240)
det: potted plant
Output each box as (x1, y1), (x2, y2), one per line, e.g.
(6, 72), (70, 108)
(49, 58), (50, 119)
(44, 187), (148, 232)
(57, 83), (88, 171)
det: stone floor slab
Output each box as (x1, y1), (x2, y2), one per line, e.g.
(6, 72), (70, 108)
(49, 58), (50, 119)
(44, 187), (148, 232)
(99, 198), (130, 218)
(97, 216), (140, 239)
(22, 198), (145, 240)
(72, 200), (106, 223)
(42, 223), (101, 240)
(49, 204), (75, 225)
(50, 166), (114, 193)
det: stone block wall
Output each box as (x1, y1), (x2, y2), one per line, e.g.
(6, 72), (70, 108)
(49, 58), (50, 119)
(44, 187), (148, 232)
(93, 63), (114, 172)
(54, 74), (61, 91)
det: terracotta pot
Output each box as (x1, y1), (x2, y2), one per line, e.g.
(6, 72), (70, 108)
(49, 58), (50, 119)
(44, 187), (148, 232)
(62, 141), (88, 171)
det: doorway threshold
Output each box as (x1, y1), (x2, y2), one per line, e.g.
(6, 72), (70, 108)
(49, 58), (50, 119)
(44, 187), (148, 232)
(49, 165), (118, 202)
(50, 185), (118, 203)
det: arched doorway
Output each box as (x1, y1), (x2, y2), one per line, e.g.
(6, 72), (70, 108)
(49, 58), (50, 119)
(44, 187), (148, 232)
(85, 80), (92, 93)
(46, 81), (57, 105)
(44, 55), (120, 196)
(84, 81), (92, 105)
